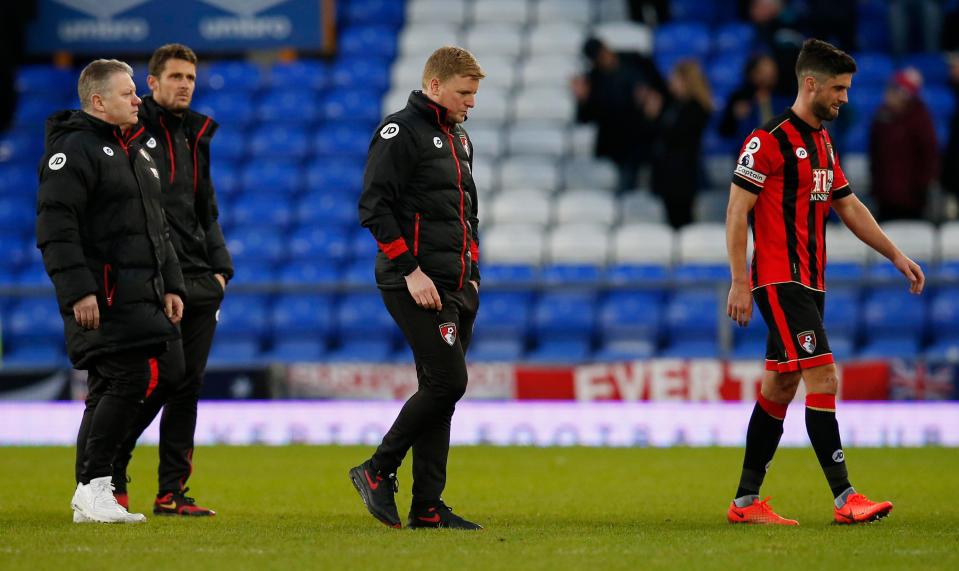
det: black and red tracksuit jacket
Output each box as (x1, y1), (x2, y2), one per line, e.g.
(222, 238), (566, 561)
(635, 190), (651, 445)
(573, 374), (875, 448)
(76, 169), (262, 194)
(359, 90), (480, 292)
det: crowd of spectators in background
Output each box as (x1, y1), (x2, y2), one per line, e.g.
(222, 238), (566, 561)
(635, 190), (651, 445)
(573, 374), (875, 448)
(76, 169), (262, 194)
(572, 0), (959, 228)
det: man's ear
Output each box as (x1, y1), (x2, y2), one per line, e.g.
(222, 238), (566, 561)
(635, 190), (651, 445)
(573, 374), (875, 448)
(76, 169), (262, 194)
(428, 77), (440, 96)
(90, 93), (104, 113)
(147, 74), (159, 93)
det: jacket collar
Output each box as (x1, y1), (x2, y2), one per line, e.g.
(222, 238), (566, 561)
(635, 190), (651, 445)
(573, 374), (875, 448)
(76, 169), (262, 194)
(408, 90), (452, 127)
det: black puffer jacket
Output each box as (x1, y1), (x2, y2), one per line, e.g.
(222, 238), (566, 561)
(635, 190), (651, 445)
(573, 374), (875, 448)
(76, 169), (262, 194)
(138, 96), (232, 304)
(36, 110), (185, 368)
(358, 91), (480, 292)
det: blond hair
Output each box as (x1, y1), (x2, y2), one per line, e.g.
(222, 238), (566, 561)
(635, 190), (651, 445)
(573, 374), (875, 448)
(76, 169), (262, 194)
(78, 59), (133, 111)
(421, 46), (485, 89)
(674, 59), (714, 113)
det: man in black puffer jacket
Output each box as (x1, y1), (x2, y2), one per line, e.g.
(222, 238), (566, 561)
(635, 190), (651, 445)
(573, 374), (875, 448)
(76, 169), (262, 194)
(37, 59), (185, 523)
(111, 44), (231, 517)
(349, 47), (484, 531)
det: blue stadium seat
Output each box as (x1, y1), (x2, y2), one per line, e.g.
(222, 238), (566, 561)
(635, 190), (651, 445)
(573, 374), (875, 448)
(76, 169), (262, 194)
(731, 338), (765, 361)
(468, 338), (525, 362)
(348, 230), (378, 262)
(823, 287), (860, 339)
(277, 260), (342, 285)
(0, 197), (34, 231)
(532, 292), (597, 343)
(929, 288), (959, 342)
(15, 263), (53, 289)
(525, 340), (591, 364)
(594, 339), (656, 362)
(4, 297), (63, 346)
(339, 26), (398, 59)
(0, 233), (31, 268)
(669, 0), (718, 22)
(1, 342), (65, 367)
(198, 61), (262, 92)
(0, 131), (43, 164)
(653, 23), (710, 58)
(288, 225), (351, 262)
(660, 339), (720, 359)
(268, 60), (329, 91)
(0, 165), (37, 196)
(341, 0), (404, 25)
(321, 89), (385, 122)
(827, 262), (866, 281)
(857, 337), (920, 360)
(268, 339), (326, 362)
(209, 126), (247, 163)
(924, 86), (955, 122)
(598, 291), (662, 344)
(340, 259), (375, 287)
(335, 292), (395, 342)
(733, 307), (766, 344)
(852, 53), (894, 87)
(209, 160), (242, 196)
(270, 294), (334, 341)
(240, 161), (303, 195)
(248, 126), (311, 160)
(326, 340), (393, 362)
(868, 260), (931, 281)
(13, 96), (69, 127)
(304, 157), (365, 194)
(228, 260), (276, 286)
(606, 264), (670, 286)
(714, 22), (755, 53)
(216, 294), (270, 343)
(312, 124), (371, 157)
(472, 291), (532, 340)
(230, 194), (293, 228)
(226, 226), (287, 263)
(828, 335), (854, 361)
(902, 53), (949, 85)
(295, 191), (357, 227)
(541, 264), (603, 286)
(862, 289), (926, 342)
(207, 339), (262, 366)
(673, 263), (728, 284)
(256, 90), (320, 123)
(707, 54), (748, 97)
(17, 66), (76, 95)
(664, 290), (719, 342)
(477, 264), (539, 288)
(192, 93), (256, 125)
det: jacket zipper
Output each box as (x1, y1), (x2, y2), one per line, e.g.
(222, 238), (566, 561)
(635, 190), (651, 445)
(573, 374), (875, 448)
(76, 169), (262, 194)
(192, 117), (212, 194)
(427, 103), (469, 290)
(103, 264), (117, 307)
(158, 116), (176, 184)
(414, 213), (421, 256)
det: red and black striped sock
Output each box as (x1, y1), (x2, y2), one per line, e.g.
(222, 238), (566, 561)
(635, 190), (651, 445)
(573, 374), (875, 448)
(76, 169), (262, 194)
(735, 394), (787, 500)
(805, 393), (851, 498)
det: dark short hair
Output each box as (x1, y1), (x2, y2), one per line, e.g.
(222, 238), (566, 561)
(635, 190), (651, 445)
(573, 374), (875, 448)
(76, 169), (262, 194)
(795, 38), (857, 82)
(148, 43), (198, 78)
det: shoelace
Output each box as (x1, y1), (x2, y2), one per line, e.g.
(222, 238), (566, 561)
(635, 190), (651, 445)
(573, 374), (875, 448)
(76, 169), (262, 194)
(387, 474), (399, 494)
(756, 497), (776, 514)
(174, 487), (197, 505)
(91, 480), (127, 514)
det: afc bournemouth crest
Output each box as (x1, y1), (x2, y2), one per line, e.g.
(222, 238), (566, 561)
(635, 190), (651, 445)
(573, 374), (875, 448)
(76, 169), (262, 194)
(459, 134), (470, 156)
(797, 331), (817, 354)
(439, 322), (457, 346)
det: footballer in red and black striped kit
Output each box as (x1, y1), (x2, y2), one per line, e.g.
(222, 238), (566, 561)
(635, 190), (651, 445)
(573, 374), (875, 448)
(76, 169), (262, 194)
(724, 39), (925, 525)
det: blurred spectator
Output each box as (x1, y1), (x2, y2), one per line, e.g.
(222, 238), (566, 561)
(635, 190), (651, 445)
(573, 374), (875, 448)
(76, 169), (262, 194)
(718, 54), (788, 143)
(0, 1), (36, 131)
(745, 0), (804, 96)
(800, 0), (858, 53)
(628, 0), (670, 26)
(571, 37), (663, 192)
(643, 60), (713, 228)
(869, 69), (939, 221)
(889, 0), (942, 56)
(941, 54), (959, 204)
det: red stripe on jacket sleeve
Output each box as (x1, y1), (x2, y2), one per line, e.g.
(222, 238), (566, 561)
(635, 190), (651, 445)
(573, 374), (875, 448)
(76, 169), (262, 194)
(377, 238), (410, 260)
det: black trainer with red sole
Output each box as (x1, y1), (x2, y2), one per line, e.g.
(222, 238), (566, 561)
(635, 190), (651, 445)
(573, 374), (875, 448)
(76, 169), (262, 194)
(407, 502), (482, 530)
(348, 460), (401, 528)
(153, 488), (216, 516)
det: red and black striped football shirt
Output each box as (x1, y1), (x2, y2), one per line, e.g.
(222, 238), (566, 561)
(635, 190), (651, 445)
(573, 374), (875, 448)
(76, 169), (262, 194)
(731, 109), (853, 291)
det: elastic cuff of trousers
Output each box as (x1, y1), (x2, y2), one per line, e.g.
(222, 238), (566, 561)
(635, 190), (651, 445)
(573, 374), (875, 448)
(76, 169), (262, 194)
(758, 394), (788, 420)
(806, 393), (836, 411)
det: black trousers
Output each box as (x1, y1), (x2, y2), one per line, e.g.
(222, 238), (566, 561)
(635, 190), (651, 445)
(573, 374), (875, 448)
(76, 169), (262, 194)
(112, 293), (219, 494)
(372, 285), (479, 506)
(75, 344), (166, 484)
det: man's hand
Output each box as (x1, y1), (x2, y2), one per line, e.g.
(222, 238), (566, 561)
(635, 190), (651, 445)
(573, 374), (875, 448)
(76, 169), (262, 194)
(894, 254), (925, 294)
(72, 294), (100, 330)
(164, 293), (184, 324)
(727, 280), (753, 327)
(214, 273), (226, 292)
(405, 267), (442, 311)
(469, 280), (479, 293)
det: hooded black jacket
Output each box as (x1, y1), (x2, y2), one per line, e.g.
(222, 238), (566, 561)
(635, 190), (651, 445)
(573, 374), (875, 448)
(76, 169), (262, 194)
(358, 91), (480, 292)
(36, 110), (185, 368)
(138, 95), (232, 303)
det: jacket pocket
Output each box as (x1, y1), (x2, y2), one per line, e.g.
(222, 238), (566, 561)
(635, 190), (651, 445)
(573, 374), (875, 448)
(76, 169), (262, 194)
(413, 213), (421, 256)
(103, 264), (118, 307)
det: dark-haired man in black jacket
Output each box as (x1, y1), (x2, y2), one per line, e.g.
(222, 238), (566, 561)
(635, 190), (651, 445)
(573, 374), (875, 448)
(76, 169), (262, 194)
(37, 58), (185, 524)
(349, 46), (484, 531)
(111, 43), (232, 517)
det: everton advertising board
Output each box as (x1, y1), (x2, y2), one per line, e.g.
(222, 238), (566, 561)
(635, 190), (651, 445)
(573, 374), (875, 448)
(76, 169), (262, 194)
(27, 0), (330, 55)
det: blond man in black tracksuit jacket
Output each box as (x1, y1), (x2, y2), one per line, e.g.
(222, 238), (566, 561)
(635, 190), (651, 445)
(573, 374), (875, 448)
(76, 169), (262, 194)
(349, 47), (484, 530)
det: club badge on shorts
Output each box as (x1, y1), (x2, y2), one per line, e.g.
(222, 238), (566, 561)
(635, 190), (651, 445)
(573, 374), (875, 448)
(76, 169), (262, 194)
(797, 330), (817, 354)
(439, 322), (457, 346)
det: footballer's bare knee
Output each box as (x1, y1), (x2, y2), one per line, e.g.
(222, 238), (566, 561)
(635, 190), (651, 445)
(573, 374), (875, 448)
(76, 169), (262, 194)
(761, 370), (801, 404)
(802, 363), (839, 395)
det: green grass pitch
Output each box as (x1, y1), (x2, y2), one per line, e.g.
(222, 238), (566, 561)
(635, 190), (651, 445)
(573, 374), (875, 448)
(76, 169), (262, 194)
(1, 446), (957, 570)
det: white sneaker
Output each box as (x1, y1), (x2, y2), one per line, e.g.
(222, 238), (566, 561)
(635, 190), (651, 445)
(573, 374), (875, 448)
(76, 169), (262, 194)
(71, 476), (146, 524)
